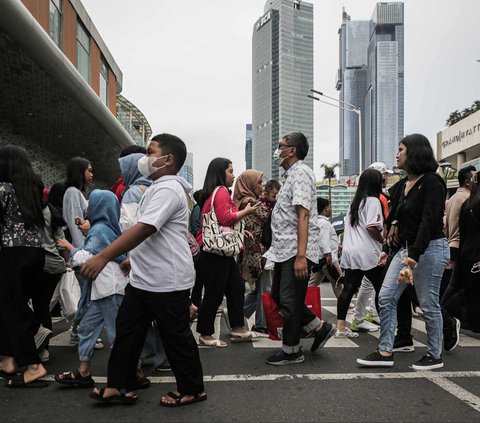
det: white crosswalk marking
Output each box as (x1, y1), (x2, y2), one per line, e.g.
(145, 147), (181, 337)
(48, 300), (480, 351)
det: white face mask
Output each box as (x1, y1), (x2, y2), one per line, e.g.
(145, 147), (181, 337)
(137, 155), (168, 178)
(273, 148), (288, 167)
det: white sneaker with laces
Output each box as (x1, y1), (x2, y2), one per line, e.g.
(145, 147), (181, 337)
(334, 328), (359, 338)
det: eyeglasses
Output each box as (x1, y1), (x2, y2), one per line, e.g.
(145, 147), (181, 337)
(473, 172), (479, 184)
(278, 143), (294, 150)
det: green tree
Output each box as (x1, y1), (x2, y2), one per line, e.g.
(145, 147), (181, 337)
(321, 162), (340, 203)
(446, 100), (480, 126)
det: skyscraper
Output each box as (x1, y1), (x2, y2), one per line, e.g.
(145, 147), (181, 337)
(245, 123), (253, 169)
(252, 0), (314, 180)
(336, 9), (370, 176)
(179, 152), (194, 187)
(337, 2), (404, 175)
(365, 2), (404, 170)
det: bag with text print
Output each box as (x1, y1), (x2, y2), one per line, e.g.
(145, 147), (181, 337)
(202, 187), (245, 257)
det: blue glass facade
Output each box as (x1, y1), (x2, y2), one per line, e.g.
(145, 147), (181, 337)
(179, 152), (194, 187)
(245, 123), (253, 169)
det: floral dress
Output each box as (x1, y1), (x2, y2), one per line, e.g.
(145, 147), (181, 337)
(239, 196), (274, 289)
(0, 182), (42, 248)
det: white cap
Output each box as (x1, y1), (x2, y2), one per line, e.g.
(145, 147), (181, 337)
(369, 162), (388, 174)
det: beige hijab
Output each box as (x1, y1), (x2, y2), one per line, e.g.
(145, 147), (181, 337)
(233, 169), (264, 210)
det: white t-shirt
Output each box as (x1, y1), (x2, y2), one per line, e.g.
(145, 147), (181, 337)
(128, 176), (195, 293)
(71, 250), (128, 300)
(341, 196), (383, 271)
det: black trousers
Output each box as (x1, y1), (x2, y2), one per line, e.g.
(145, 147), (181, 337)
(31, 271), (63, 332)
(337, 266), (385, 321)
(0, 247), (45, 367)
(196, 251), (245, 335)
(107, 285), (204, 395)
(271, 257), (318, 348)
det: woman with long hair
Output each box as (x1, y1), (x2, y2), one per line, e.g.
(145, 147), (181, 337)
(0, 145), (49, 387)
(63, 157), (93, 248)
(358, 134), (449, 370)
(195, 158), (259, 347)
(442, 170), (480, 350)
(335, 168), (386, 338)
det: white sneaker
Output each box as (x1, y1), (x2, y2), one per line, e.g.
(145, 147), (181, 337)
(350, 319), (379, 332)
(334, 328), (359, 338)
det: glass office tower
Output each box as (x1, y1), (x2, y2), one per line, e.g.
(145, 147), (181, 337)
(245, 123), (253, 169)
(365, 2), (404, 170)
(252, 0), (314, 180)
(337, 3), (404, 174)
(336, 9), (369, 176)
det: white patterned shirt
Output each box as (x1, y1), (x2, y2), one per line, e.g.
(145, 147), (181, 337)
(264, 161), (321, 263)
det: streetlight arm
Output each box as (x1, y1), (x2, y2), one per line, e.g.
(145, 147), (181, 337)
(309, 95), (358, 114)
(310, 88), (359, 111)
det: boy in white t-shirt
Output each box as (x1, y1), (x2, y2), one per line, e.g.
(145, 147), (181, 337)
(81, 134), (206, 407)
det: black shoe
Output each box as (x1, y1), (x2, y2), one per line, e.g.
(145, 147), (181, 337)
(412, 354), (443, 370)
(311, 322), (335, 352)
(154, 363), (172, 372)
(266, 350), (304, 366)
(392, 336), (414, 353)
(444, 317), (460, 352)
(357, 349), (394, 367)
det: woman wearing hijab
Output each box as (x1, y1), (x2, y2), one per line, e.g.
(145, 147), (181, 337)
(118, 152), (152, 232)
(233, 170), (271, 334)
(54, 190), (129, 387)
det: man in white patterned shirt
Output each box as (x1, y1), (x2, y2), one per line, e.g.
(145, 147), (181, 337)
(264, 132), (335, 366)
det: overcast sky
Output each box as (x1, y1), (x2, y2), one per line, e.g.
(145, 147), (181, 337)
(82, 0), (480, 188)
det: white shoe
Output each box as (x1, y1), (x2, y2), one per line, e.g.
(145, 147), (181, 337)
(334, 328), (359, 338)
(350, 319), (379, 332)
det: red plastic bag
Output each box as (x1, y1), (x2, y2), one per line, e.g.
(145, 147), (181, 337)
(262, 286), (322, 341)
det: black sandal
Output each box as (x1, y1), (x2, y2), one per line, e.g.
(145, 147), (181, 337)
(160, 391), (207, 407)
(5, 373), (49, 388)
(89, 387), (138, 405)
(54, 370), (94, 388)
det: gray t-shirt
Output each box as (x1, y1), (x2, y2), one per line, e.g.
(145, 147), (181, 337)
(62, 187), (88, 248)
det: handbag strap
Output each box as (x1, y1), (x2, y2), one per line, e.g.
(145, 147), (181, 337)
(209, 186), (222, 212)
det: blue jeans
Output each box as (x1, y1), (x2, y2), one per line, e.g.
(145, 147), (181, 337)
(378, 238), (449, 357)
(78, 294), (123, 362)
(244, 270), (272, 329)
(140, 324), (169, 368)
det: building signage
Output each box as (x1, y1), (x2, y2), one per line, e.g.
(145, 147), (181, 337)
(442, 121), (480, 149)
(256, 12), (271, 31)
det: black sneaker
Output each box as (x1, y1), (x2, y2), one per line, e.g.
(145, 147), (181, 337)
(266, 350), (305, 366)
(357, 350), (394, 367)
(412, 354), (443, 370)
(392, 336), (414, 353)
(444, 317), (461, 352)
(311, 322), (335, 352)
(154, 363), (172, 372)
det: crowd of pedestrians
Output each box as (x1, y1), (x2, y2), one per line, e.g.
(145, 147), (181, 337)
(0, 130), (479, 406)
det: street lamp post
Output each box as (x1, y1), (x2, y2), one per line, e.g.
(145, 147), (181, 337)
(309, 89), (363, 174)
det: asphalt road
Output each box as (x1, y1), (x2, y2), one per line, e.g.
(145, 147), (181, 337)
(2, 283), (480, 422)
